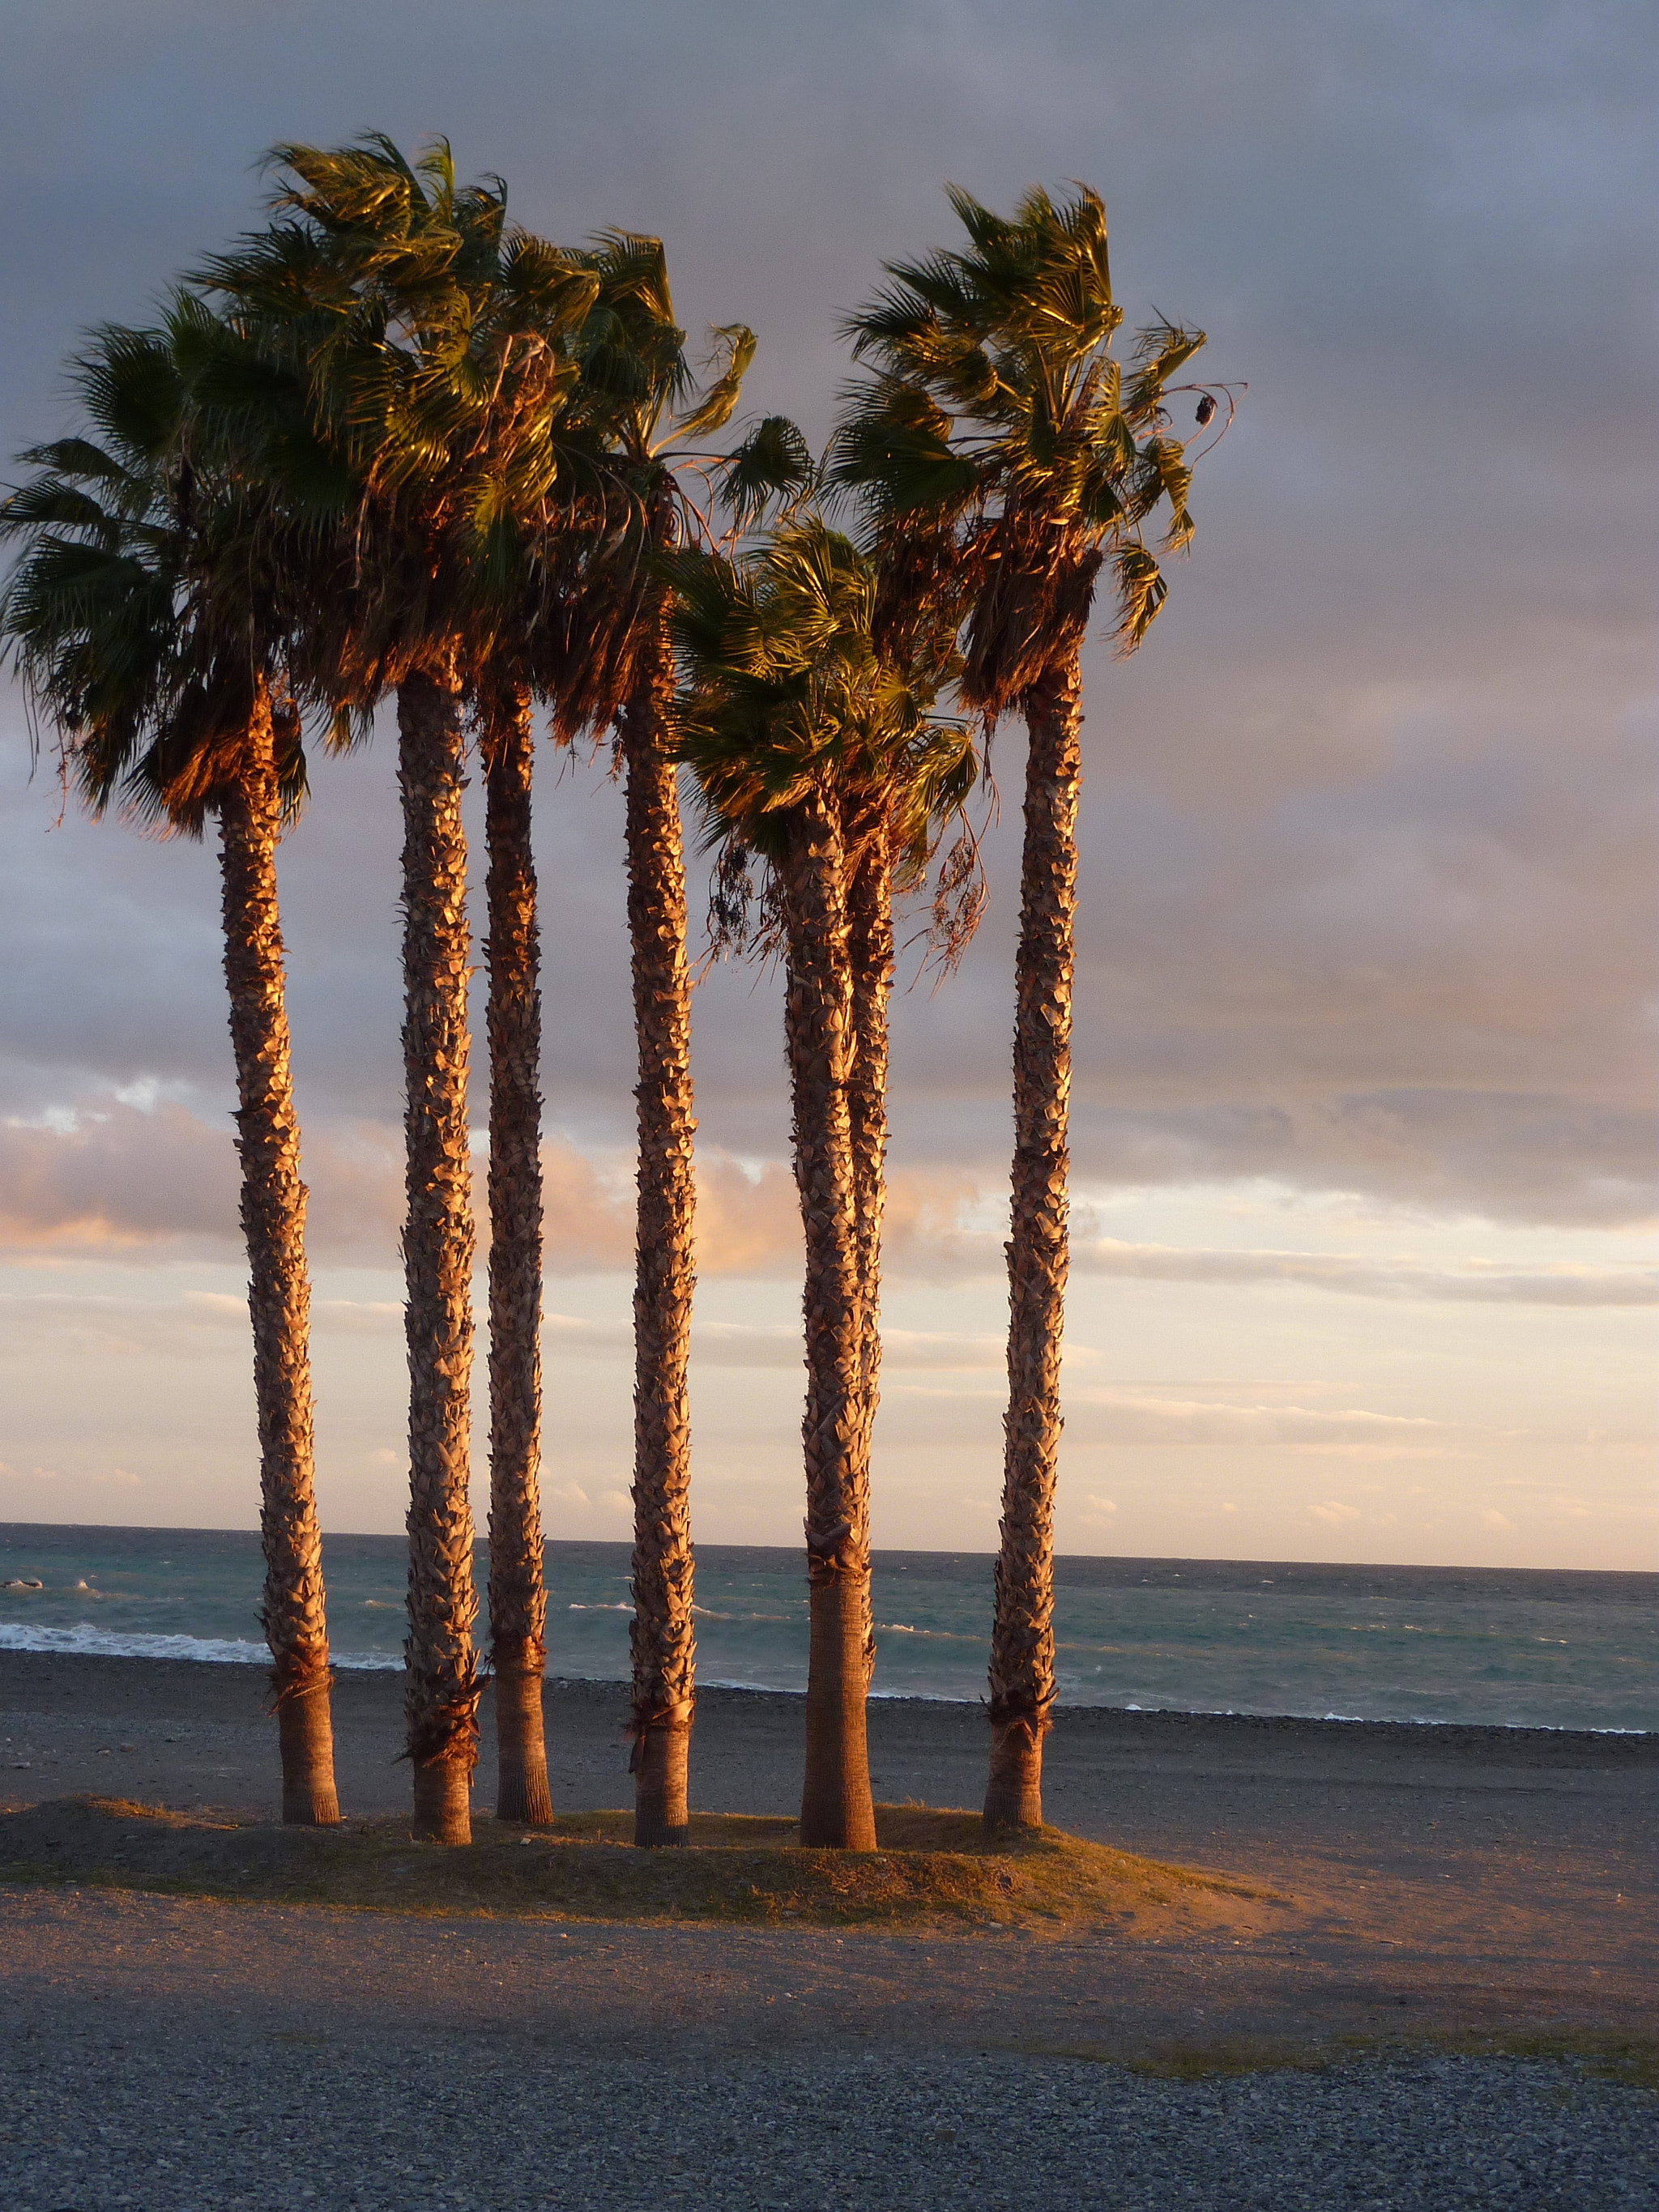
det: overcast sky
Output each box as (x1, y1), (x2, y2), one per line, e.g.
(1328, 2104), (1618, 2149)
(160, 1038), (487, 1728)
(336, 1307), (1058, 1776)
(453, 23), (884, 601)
(1, 0), (1653, 1569)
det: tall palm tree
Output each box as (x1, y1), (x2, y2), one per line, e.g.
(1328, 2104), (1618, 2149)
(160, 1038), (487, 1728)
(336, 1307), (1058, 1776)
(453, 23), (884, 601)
(675, 517), (973, 1849)
(478, 672), (552, 1823)
(537, 238), (784, 1846)
(0, 315), (342, 1825)
(206, 138), (596, 1841)
(835, 185), (1218, 1831)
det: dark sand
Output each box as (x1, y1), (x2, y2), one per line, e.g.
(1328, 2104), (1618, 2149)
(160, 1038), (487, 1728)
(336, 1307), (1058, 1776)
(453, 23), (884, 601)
(4, 1653), (1655, 2210)
(2, 1650), (1653, 2053)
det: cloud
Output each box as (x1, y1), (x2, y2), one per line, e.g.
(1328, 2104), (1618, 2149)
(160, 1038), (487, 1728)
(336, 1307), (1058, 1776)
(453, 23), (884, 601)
(0, 0), (1653, 1248)
(5, 1100), (1650, 1317)
(692, 1156), (800, 1276)
(543, 1312), (1017, 1371)
(886, 1382), (1452, 1456)
(1068, 1239), (1659, 1308)
(0, 1101), (238, 1251)
(889, 1214), (1658, 1306)
(1063, 1389), (1449, 1455)
(0, 1101), (400, 1259)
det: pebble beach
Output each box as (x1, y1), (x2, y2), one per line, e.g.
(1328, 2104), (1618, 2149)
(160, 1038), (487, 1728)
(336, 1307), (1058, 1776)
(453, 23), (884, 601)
(2, 1651), (1655, 2207)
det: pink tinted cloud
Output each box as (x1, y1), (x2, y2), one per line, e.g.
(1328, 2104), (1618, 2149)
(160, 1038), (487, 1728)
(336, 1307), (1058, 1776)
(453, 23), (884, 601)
(2, 1102), (1651, 1307)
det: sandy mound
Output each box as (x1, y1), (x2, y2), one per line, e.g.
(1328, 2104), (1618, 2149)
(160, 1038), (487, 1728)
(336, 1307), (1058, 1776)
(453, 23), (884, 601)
(0, 1794), (1280, 1932)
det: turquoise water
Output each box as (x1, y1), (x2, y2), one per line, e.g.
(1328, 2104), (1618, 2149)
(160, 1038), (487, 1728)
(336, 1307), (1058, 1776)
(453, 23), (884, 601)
(2, 1524), (1653, 1732)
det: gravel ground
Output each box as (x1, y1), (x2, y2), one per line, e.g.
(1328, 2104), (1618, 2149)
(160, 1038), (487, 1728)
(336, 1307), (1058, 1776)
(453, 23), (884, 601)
(5, 1659), (1653, 2208)
(2, 2034), (1654, 2210)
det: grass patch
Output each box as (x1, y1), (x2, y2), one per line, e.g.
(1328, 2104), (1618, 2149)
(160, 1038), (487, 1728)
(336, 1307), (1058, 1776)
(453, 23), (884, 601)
(0, 1795), (1266, 1933)
(1395, 2029), (1659, 2095)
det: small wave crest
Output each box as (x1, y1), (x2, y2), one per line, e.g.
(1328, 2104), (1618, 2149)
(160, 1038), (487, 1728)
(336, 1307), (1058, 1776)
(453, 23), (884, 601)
(872, 1622), (981, 1642)
(0, 1622), (399, 1671)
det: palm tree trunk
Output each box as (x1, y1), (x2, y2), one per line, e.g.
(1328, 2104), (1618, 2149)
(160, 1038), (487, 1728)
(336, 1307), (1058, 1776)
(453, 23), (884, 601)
(622, 620), (698, 1847)
(482, 683), (550, 1826)
(846, 808), (893, 1476)
(985, 654), (1081, 1834)
(216, 684), (339, 1826)
(398, 667), (480, 1845)
(784, 795), (876, 1852)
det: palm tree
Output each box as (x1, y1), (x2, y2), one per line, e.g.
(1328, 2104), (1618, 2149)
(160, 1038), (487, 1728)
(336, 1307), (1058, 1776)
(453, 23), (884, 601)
(835, 185), (1218, 1831)
(0, 314), (342, 1825)
(675, 517), (973, 1849)
(478, 673), (552, 1823)
(206, 138), (596, 1841)
(537, 237), (783, 1846)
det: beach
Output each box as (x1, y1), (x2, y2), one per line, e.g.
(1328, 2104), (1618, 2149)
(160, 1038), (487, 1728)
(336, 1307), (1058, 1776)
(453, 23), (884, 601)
(3, 1652), (1655, 2208)
(2, 1650), (1653, 2032)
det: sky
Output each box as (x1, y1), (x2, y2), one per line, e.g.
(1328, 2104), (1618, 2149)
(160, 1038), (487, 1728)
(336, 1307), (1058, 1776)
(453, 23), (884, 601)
(0, 0), (1654, 1569)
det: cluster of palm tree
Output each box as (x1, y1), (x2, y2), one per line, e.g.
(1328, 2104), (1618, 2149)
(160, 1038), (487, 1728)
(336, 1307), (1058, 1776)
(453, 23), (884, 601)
(2, 143), (1224, 1848)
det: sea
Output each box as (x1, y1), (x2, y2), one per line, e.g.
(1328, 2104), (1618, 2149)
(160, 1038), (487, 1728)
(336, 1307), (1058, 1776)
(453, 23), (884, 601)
(2, 1524), (1654, 1733)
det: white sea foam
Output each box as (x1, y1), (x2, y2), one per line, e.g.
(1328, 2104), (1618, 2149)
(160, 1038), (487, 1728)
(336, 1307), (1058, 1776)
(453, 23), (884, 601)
(0, 1622), (398, 1669)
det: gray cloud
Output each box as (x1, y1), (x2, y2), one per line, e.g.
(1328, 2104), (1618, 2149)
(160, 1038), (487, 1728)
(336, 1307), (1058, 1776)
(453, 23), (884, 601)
(1, 0), (1653, 1233)
(5, 1098), (1648, 1308)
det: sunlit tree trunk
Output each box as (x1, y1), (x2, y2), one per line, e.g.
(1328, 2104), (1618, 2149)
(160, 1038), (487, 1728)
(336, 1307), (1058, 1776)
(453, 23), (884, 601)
(846, 805), (893, 1481)
(623, 615), (699, 1846)
(985, 654), (1080, 1834)
(216, 680), (339, 1826)
(398, 667), (480, 1844)
(482, 681), (551, 1826)
(786, 792), (876, 1852)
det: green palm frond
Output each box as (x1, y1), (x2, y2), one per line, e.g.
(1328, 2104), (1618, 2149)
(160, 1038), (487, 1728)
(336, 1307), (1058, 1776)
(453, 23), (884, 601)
(1111, 542), (1167, 648)
(1124, 315), (1207, 423)
(835, 182), (1211, 713)
(538, 228), (762, 744)
(672, 514), (974, 891)
(715, 414), (816, 531)
(0, 302), (356, 828)
(194, 135), (612, 718)
(668, 324), (755, 447)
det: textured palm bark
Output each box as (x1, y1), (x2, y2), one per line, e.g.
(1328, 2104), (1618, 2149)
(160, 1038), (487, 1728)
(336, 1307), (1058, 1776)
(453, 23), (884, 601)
(622, 620), (698, 1848)
(216, 687), (339, 1828)
(398, 669), (481, 1844)
(784, 796), (876, 1852)
(985, 655), (1082, 1835)
(482, 684), (551, 1826)
(846, 810), (893, 1477)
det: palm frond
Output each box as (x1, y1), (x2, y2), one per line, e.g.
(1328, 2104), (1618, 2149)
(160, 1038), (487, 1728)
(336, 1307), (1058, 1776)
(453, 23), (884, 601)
(834, 184), (1217, 694)
(718, 414), (816, 531)
(669, 324), (756, 446)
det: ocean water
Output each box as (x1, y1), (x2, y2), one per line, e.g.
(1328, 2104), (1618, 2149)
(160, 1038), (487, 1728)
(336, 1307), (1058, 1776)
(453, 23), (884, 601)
(2, 1523), (1654, 1733)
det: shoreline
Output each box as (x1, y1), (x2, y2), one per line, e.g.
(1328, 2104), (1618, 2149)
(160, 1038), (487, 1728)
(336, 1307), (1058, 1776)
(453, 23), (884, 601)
(1, 1633), (1648, 1739)
(2, 1647), (1653, 1821)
